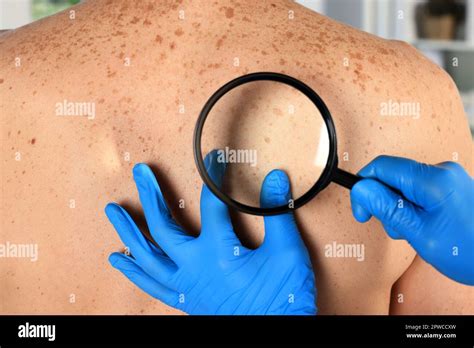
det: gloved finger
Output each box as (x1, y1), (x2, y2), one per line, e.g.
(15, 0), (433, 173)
(350, 179), (424, 241)
(133, 163), (193, 262)
(260, 170), (302, 249)
(350, 197), (403, 239)
(350, 200), (372, 223)
(200, 150), (239, 245)
(109, 252), (179, 308)
(357, 155), (447, 209)
(105, 203), (178, 285)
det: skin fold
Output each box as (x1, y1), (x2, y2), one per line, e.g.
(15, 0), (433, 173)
(0, 0), (472, 314)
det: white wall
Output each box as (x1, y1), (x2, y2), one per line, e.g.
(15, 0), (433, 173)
(0, 0), (31, 30)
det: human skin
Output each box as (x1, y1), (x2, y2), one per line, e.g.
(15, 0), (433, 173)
(0, 0), (472, 314)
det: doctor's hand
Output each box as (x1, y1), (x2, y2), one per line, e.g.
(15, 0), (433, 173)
(350, 155), (474, 285)
(105, 151), (316, 315)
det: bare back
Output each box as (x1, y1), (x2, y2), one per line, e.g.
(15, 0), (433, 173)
(1, 0), (472, 314)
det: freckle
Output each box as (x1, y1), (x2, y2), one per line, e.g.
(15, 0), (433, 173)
(174, 28), (184, 36)
(216, 35), (226, 50)
(143, 19), (152, 25)
(178, 126), (183, 133)
(370, 121), (374, 127)
(279, 58), (286, 65)
(273, 108), (283, 116)
(437, 126), (441, 132)
(130, 16), (140, 24)
(0, 78), (4, 84)
(264, 137), (271, 144)
(33, 90), (37, 95)
(18, 130), (21, 135)
(170, 42), (176, 50)
(225, 7), (234, 18)
(22, 170), (25, 174)
(98, 98), (105, 104)
(379, 126), (383, 130)
(286, 31), (294, 39)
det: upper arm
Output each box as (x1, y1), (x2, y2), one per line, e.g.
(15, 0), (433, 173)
(388, 41), (473, 314)
(390, 255), (474, 314)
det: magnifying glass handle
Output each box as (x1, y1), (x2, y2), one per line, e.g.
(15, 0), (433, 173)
(333, 168), (361, 190)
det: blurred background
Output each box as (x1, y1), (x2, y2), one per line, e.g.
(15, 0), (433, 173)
(0, 0), (473, 136)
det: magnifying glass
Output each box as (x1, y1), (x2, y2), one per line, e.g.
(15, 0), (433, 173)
(193, 72), (361, 216)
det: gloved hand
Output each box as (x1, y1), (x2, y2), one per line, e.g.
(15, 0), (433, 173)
(105, 150), (317, 314)
(350, 155), (474, 285)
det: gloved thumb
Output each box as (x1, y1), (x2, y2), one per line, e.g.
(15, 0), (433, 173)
(260, 170), (302, 249)
(350, 179), (424, 242)
(200, 150), (236, 242)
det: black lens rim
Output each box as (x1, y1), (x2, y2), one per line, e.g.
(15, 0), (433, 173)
(193, 72), (337, 216)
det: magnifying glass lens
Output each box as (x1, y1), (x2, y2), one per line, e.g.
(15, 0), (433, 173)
(200, 80), (330, 209)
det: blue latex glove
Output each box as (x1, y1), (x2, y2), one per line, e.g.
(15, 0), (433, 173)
(105, 151), (316, 314)
(350, 155), (474, 285)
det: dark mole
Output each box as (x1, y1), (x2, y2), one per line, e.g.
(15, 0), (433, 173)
(31, 138), (36, 145)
